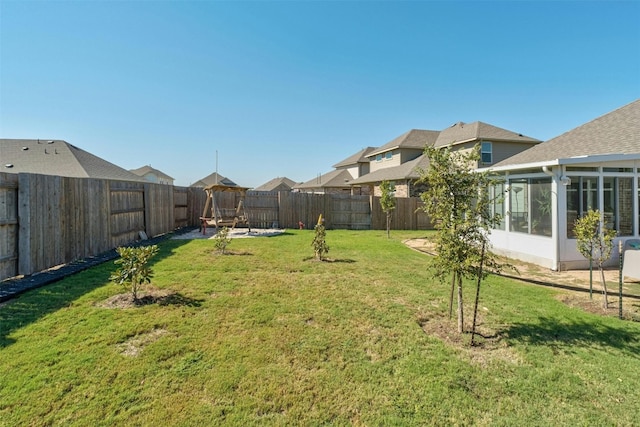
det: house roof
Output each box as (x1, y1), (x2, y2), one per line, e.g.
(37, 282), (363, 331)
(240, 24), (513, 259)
(489, 99), (640, 170)
(253, 176), (298, 191)
(190, 172), (237, 188)
(130, 165), (174, 180)
(332, 147), (377, 168)
(0, 139), (145, 181)
(349, 154), (430, 185)
(294, 169), (354, 190)
(368, 129), (440, 157)
(434, 121), (540, 148)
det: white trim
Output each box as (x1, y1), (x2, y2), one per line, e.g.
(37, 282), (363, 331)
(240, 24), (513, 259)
(480, 153), (640, 173)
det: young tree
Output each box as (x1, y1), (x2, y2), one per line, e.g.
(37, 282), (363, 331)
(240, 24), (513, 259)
(110, 245), (159, 302)
(419, 145), (505, 334)
(574, 210), (616, 308)
(312, 214), (329, 261)
(379, 180), (396, 238)
(213, 226), (232, 254)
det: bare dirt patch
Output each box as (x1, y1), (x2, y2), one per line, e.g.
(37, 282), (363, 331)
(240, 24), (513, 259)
(417, 312), (523, 367)
(96, 288), (171, 309)
(556, 293), (639, 321)
(96, 287), (204, 309)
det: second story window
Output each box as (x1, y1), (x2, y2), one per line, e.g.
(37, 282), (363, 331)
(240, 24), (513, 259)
(385, 152), (392, 160)
(376, 154), (383, 162)
(481, 142), (492, 164)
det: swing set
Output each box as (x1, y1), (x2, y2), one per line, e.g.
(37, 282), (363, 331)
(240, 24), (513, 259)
(199, 184), (251, 234)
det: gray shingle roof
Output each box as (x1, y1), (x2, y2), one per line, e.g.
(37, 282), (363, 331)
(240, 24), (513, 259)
(491, 99), (640, 169)
(332, 147), (377, 168)
(349, 154), (430, 184)
(294, 169), (354, 189)
(253, 176), (298, 192)
(434, 121), (540, 148)
(0, 139), (145, 181)
(368, 129), (440, 157)
(130, 165), (174, 180)
(190, 172), (237, 188)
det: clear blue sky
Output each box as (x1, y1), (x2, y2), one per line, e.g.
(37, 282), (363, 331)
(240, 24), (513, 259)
(1, 1), (639, 187)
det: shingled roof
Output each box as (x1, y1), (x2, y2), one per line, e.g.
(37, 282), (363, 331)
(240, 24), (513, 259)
(332, 147), (377, 168)
(349, 154), (430, 185)
(253, 176), (298, 192)
(130, 165), (174, 181)
(368, 129), (440, 157)
(190, 172), (238, 188)
(434, 121), (540, 148)
(0, 139), (145, 181)
(294, 169), (354, 190)
(490, 99), (640, 170)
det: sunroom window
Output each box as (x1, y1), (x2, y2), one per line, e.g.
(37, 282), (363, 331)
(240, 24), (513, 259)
(604, 177), (633, 236)
(510, 178), (552, 236)
(566, 176), (599, 238)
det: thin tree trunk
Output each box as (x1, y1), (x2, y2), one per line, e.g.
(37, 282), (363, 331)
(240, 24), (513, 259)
(449, 272), (456, 319)
(457, 273), (464, 334)
(386, 213), (391, 238)
(471, 244), (486, 346)
(599, 264), (609, 309)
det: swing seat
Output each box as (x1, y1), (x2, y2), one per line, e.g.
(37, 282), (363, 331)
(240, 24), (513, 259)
(200, 184), (251, 234)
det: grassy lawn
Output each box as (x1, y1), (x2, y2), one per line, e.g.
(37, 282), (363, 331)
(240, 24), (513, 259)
(1, 230), (639, 426)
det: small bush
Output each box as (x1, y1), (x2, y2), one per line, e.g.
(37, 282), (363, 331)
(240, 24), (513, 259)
(110, 245), (159, 302)
(312, 215), (329, 261)
(213, 227), (232, 254)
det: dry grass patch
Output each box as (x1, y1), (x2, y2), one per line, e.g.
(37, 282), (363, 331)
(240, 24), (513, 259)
(116, 328), (169, 357)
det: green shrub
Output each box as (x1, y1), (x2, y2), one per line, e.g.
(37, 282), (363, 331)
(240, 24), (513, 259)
(312, 215), (329, 260)
(213, 227), (232, 254)
(109, 245), (159, 302)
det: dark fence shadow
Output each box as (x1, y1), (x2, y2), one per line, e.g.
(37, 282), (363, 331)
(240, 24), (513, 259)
(503, 316), (640, 359)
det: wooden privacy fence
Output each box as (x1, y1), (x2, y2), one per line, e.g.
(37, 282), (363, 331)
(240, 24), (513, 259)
(0, 172), (205, 280)
(0, 172), (432, 281)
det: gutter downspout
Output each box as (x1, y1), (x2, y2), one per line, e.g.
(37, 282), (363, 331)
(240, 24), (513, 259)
(542, 166), (560, 271)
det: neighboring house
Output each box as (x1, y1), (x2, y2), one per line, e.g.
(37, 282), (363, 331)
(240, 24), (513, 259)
(294, 169), (356, 194)
(482, 99), (640, 270)
(295, 147), (377, 194)
(433, 121), (541, 166)
(350, 124), (540, 197)
(253, 177), (298, 192)
(0, 139), (145, 182)
(190, 172), (238, 188)
(130, 165), (174, 185)
(350, 130), (439, 197)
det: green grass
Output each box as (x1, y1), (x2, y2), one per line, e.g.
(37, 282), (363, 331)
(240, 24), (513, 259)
(1, 230), (639, 426)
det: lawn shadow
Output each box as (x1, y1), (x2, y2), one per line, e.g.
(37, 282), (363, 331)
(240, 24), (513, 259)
(156, 292), (204, 307)
(302, 256), (357, 263)
(503, 316), (640, 359)
(214, 251), (253, 256)
(0, 236), (192, 348)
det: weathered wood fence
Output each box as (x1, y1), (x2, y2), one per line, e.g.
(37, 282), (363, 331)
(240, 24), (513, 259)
(0, 172), (431, 281)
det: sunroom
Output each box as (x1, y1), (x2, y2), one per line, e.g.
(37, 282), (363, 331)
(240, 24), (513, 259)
(481, 99), (640, 271)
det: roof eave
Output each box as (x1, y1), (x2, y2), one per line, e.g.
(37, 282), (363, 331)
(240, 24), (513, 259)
(481, 153), (640, 173)
(367, 145), (401, 157)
